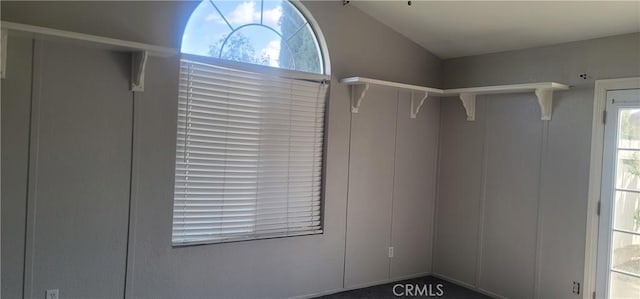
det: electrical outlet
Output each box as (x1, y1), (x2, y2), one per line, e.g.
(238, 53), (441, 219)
(46, 289), (59, 299)
(572, 281), (580, 295)
(388, 246), (394, 258)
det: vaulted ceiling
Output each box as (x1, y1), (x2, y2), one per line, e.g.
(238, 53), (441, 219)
(352, 1), (640, 59)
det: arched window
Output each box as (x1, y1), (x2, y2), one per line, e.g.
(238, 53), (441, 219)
(173, 0), (329, 246)
(181, 0), (327, 74)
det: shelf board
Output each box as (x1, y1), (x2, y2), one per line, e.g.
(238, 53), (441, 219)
(1, 21), (178, 91)
(339, 76), (444, 94)
(339, 77), (442, 117)
(443, 82), (569, 121)
(339, 76), (569, 121)
(442, 82), (569, 96)
(1, 21), (177, 57)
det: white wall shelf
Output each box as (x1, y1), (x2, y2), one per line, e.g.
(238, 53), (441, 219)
(340, 77), (569, 121)
(1, 21), (178, 91)
(442, 82), (569, 120)
(340, 77), (442, 118)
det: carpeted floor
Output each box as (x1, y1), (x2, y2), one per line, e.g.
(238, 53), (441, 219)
(316, 276), (490, 299)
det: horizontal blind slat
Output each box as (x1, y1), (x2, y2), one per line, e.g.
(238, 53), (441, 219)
(173, 59), (326, 245)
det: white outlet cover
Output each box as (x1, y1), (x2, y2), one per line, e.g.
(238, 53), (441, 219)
(46, 289), (59, 299)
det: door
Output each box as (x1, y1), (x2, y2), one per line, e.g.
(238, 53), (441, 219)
(597, 89), (640, 298)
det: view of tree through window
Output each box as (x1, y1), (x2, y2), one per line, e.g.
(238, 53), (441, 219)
(182, 0), (323, 74)
(612, 109), (640, 297)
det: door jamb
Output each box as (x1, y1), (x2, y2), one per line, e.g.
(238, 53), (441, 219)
(584, 77), (640, 298)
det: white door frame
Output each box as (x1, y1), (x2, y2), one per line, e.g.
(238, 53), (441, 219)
(584, 77), (640, 298)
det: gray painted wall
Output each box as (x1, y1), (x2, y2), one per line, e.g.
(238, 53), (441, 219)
(345, 86), (398, 287)
(391, 92), (439, 279)
(23, 40), (133, 299)
(8, 2), (633, 299)
(344, 87), (440, 288)
(1, 1), (442, 298)
(0, 1), (193, 50)
(1, 36), (33, 299)
(124, 2), (441, 297)
(435, 33), (640, 298)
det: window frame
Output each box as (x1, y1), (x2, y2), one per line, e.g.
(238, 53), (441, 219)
(288, 0), (331, 75)
(172, 0), (331, 246)
(181, 53), (329, 84)
(172, 56), (330, 247)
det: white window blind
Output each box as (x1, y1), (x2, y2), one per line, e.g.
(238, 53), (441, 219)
(173, 59), (328, 246)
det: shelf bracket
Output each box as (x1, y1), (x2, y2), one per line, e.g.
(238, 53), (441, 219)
(131, 50), (148, 92)
(535, 88), (553, 120)
(410, 91), (429, 119)
(459, 93), (476, 121)
(1, 29), (7, 79)
(350, 83), (370, 113)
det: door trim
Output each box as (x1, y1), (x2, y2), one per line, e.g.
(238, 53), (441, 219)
(585, 77), (640, 298)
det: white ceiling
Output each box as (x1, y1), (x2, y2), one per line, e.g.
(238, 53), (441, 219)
(352, 1), (640, 59)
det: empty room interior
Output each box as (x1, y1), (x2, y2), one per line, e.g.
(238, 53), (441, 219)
(2, 1), (640, 298)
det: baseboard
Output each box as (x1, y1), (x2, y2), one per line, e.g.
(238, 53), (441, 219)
(430, 272), (505, 299)
(291, 272), (432, 299)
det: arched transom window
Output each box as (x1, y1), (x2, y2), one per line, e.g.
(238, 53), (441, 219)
(181, 0), (325, 74)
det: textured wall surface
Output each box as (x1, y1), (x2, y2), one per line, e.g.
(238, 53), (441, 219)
(0, 1), (442, 298)
(23, 41), (133, 299)
(1, 36), (33, 299)
(435, 33), (640, 298)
